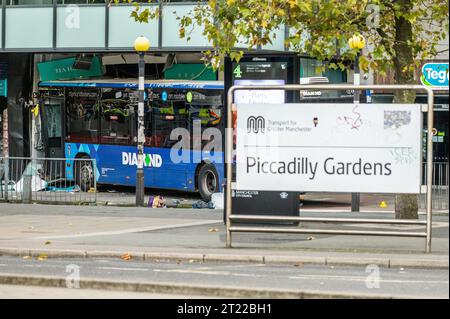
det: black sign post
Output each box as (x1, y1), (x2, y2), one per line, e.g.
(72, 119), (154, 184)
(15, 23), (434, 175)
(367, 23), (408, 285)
(224, 54), (300, 222)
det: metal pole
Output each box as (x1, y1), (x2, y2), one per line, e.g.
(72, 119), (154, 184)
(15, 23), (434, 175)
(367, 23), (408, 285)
(229, 226), (426, 238)
(4, 156), (8, 202)
(136, 52), (145, 207)
(225, 94), (234, 248)
(93, 159), (97, 205)
(425, 87), (434, 253)
(351, 54), (361, 212)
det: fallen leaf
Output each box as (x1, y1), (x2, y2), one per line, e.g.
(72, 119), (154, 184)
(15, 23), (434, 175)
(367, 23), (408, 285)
(208, 227), (219, 232)
(37, 254), (48, 261)
(121, 253), (132, 261)
(23, 256), (32, 260)
(44, 241), (51, 245)
(28, 226), (34, 230)
(294, 262), (304, 267)
(188, 259), (195, 263)
(176, 259), (182, 264)
(306, 236), (316, 241)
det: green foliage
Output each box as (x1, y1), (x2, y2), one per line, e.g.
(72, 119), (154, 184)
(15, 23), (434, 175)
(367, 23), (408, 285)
(114, 0), (160, 23)
(123, 0), (448, 77)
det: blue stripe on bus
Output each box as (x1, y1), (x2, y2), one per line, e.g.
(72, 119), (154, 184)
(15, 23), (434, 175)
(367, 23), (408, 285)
(39, 81), (224, 90)
(65, 143), (225, 193)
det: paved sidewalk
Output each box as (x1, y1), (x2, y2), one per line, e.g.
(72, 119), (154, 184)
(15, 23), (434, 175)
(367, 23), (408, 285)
(0, 284), (212, 299)
(0, 203), (448, 268)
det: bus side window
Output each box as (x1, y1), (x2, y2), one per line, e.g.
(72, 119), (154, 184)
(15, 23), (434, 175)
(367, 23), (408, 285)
(66, 89), (99, 144)
(150, 100), (188, 149)
(99, 90), (133, 145)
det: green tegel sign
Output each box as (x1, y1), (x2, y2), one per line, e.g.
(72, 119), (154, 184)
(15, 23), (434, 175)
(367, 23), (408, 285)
(38, 56), (104, 81)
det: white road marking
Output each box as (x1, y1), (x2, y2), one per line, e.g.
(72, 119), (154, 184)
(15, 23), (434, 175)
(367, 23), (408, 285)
(152, 268), (264, 278)
(32, 220), (220, 240)
(97, 266), (149, 272)
(221, 264), (266, 269)
(231, 273), (264, 278)
(0, 264), (6, 267)
(153, 269), (230, 276)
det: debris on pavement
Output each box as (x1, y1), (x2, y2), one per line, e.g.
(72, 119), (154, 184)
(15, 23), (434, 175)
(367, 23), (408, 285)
(211, 192), (224, 209)
(121, 253), (132, 261)
(37, 254), (48, 261)
(45, 183), (81, 192)
(192, 200), (215, 209)
(148, 195), (165, 208)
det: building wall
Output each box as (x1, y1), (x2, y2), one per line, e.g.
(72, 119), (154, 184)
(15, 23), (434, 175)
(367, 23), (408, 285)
(0, 2), (286, 53)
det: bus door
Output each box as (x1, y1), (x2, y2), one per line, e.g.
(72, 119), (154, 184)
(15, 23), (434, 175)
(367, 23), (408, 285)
(98, 88), (147, 186)
(187, 91), (225, 186)
(147, 94), (189, 190)
(40, 95), (64, 158)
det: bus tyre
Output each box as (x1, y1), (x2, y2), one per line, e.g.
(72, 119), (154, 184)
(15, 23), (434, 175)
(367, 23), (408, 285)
(75, 156), (94, 192)
(198, 164), (219, 202)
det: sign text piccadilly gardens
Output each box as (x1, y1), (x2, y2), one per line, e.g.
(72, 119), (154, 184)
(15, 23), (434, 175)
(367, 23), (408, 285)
(236, 103), (422, 194)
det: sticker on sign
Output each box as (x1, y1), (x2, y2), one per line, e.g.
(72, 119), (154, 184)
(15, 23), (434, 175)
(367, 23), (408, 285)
(235, 103), (422, 193)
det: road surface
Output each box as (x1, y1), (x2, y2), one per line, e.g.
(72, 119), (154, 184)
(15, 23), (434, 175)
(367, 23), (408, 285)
(0, 256), (447, 298)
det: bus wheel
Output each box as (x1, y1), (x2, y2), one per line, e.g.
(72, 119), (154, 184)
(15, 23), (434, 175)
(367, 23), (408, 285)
(198, 164), (219, 202)
(75, 156), (93, 192)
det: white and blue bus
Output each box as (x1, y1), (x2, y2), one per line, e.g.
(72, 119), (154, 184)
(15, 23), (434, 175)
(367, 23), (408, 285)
(38, 79), (225, 200)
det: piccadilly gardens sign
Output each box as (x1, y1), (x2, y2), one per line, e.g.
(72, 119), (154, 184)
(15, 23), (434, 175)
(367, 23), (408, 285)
(236, 103), (422, 194)
(225, 84), (438, 253)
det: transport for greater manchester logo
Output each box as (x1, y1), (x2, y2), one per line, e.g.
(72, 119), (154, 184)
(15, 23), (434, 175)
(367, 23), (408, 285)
(247, 116), (265, 133)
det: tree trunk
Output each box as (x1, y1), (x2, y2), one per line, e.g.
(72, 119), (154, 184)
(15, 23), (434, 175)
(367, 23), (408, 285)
(392, 0), (418, 219)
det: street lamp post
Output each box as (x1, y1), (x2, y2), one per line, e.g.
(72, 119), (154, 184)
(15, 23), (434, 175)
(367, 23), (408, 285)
(134, 36), (150, 207)
(348, 34), (365, 212)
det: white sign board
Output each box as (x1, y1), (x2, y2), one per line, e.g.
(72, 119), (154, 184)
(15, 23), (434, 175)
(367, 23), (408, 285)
(236, 103), (422, 193)
(234, 80), (286, 104)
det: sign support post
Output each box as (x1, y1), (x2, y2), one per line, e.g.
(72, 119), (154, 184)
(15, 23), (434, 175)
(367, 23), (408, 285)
(351, 54), (361, 212)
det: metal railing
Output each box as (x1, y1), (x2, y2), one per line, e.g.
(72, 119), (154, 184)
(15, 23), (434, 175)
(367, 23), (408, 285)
(226, 84), (437, 253)
(420, 162), (449, 211)
(0, 157), (96, 205)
